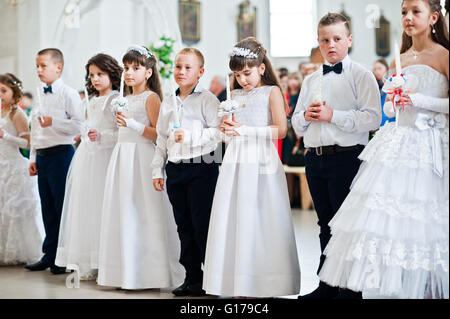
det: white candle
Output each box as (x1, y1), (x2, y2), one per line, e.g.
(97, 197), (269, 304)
(36, 86), (42, 108)
(171, 82), (180, 127)
(36, 86), (44, 122)
(84, 86), (92, 131)
(120, 72), (125, 98)
(318, 65), (323, 105)
(226, 75), (231, 101)
(394, 41), (402, 127)
(394, 41), (402, 76)
(84, 87), (89, 106)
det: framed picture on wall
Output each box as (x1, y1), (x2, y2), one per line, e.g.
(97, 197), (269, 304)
(179, 0), (201, 43)
(376, 14), (391, 57)
(237, 1), (257, 41)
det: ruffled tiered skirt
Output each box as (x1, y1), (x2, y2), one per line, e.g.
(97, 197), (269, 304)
(0, 144), (43, 265)
(319, 123), (449, 299)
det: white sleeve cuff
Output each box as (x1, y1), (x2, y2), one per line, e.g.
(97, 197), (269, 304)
(152, 168), (164, 180)
(292, 110), (311, 135)
(330, 109), (347, 126)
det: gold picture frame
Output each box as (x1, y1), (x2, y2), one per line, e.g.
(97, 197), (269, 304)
(179, 0), (201, 43)
(237, 1), (257, 42)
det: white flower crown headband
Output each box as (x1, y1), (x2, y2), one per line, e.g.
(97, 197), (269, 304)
(127, 45), (154, 59)
(229, 47), (258, 59)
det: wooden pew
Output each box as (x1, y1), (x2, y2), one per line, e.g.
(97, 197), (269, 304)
(283, 165), (314, 211)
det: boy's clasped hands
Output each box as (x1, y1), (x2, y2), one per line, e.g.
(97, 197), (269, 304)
(304, 101), (333, 122)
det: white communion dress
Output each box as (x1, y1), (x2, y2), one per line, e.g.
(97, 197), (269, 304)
(203, 85), (301, 297)
(55, 91), (119, 279)
(0, 108), (43, 265)
(319, 65), (449, 299)
(97, 90), (184, 289)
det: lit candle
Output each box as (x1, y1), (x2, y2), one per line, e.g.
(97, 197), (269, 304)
(226, 75), (231, 101)
(119, 72), (125, 98)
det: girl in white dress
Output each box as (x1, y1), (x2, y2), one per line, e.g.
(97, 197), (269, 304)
(203, 38), (301, 297)
(55, 54), (122, 279)
(97, 46), (184, 289)
(0, 73), (43, 265)
(319, 0), (449, 299)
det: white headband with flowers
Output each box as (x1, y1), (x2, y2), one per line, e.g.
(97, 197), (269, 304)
(229, 47), (258, 59)
(127, 45), (154, 59)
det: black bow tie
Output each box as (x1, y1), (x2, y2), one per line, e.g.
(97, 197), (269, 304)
(323, 62), (343, 75)
(43, 86), (53, 94)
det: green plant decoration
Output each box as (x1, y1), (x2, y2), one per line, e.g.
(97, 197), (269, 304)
(149, 36), (176, 79)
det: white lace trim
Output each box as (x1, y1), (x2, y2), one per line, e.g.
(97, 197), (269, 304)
(325, 232), (449, 272)
(348, 191), (449, 224)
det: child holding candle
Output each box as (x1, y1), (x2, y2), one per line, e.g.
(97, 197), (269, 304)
(25, 48), (83, 275)
(97, 45), (184, 290)
(291, 13), (381, 299)
(318, 0), (449, 299)
(0, 73), (43, 265)
(152, 48), (221, 296)
(202, 37), (300, 298)
(55, 53), (121, 280)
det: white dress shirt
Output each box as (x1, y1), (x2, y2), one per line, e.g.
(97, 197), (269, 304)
(30, 78), (83, 162)
(152, 84), (221, 179)
(292, 55), (381, 148)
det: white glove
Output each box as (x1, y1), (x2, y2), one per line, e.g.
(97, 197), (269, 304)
(410, 93), (449, 114)
(124, 118), (146, 135)
(2, 131), (28, 148)
(235, 125), (272, 139)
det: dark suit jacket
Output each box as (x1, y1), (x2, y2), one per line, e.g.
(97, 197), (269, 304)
(217, 89), (227, 102)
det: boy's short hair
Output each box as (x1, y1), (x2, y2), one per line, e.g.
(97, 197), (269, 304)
(37, 48), (64, 67)
(176, 48), (205, 68)
(318, 13), (350, 35)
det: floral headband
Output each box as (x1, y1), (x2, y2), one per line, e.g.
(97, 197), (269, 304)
(229, 47), (258, 59)
(127, 45), (154, 59)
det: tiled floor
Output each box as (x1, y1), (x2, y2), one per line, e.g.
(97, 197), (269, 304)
(0, 209), (321, 299)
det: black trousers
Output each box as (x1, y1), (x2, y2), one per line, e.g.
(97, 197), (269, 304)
(304, 146), (363, 275)
(165, 160), (219, 284)
(36, 145), (75, 265)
